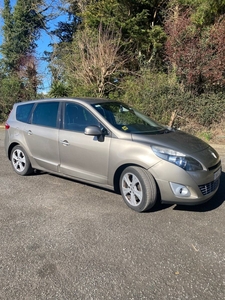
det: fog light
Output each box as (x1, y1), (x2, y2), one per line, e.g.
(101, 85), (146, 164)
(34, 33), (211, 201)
(170, 183), (191, 197)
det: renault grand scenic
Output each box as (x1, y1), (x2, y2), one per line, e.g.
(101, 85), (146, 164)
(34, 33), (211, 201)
(5, 98), (222, 212)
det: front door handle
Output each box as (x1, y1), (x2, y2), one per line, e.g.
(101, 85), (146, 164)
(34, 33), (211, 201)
(27, 130), (32, 135)
(60, 140), (69, 146)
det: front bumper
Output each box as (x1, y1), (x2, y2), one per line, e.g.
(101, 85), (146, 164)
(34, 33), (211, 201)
(149, 160), (222, 205)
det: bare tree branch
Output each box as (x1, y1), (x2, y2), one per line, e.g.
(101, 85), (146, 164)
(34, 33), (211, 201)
(64, 24), (130, 96)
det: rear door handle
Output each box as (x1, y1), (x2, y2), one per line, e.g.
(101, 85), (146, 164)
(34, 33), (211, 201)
(27, 130), (32, 135)
(60, 140), (69, 146)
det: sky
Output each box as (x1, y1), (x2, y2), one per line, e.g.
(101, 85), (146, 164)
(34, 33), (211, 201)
(0, 0), (68, 93)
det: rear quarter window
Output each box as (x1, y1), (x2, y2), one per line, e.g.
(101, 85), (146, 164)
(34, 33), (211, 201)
(16, 103), (34, 123)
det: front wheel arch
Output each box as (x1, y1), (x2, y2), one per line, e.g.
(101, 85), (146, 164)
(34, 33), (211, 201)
(114, 164), (153, 194)
(113, 164), (131, 194)
(119, 165), (158, 212)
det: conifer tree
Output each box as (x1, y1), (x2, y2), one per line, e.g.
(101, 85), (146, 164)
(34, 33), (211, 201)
(1, 0), (47, 94)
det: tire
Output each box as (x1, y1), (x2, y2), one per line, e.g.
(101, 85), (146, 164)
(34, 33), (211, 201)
(10, 145), (33, 176)
(119, 166), (157, 212)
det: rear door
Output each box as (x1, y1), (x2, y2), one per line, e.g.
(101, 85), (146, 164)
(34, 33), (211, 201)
(58, 102), (111, 184)
(24, 101), (60, 172)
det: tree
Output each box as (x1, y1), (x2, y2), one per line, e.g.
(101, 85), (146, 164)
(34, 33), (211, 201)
(169, 0), (225, 26)
(1, 0), (14, 72)
(60, 0), (167, 69)
(1, 0), (48, 96)
(1, 0), (47, 72)
(201, 17), (225, 88)
(0, 72), (36, 122)
(49, 81), (70, 97)
(50, 0), (81, 44)
(58, 24), (129, 97)
(164, 5), (225, 93)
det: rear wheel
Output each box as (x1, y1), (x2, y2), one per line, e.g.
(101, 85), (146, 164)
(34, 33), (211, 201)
(120, 166), (157, 212)
(11, 145), (33, 176)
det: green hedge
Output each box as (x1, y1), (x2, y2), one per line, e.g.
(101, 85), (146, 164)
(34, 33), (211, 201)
(112, 71), (225, 130)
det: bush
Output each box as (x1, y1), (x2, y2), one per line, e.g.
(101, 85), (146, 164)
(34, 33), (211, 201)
(0, 74), (40, 122)
(193, 93), (225, 127)
(114, 70), (225, 131)
(117, 71), (186, 125)
(0, 76), (21, 122)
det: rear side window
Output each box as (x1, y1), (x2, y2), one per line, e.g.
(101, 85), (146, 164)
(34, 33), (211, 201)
(16, 103), (34, 123)
(32, 102), (59, 128)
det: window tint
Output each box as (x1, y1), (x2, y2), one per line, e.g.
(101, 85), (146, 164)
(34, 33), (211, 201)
(16, 103), (34, 123)
(32, 102), (59, 128)
(64, 103), (99, 132)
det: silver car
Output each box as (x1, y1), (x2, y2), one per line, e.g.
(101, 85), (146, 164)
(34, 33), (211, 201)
(5, 98), (222, 212)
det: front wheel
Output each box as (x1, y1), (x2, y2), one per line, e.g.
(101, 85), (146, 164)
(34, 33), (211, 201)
(10, 145), (33, 176)
(120, 166), (157, 212)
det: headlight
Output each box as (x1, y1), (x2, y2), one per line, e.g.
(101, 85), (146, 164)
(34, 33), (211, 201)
(152, 146), (203, 171)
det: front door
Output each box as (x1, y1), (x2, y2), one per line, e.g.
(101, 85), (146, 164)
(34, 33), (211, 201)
(59, 102), (110, 184)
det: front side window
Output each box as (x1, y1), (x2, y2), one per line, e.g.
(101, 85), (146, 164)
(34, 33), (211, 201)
(64, 102), (99, 132)
(92, 102), (166, 134)
(32, 102), (59, 128)
(16, 103), (34, 123)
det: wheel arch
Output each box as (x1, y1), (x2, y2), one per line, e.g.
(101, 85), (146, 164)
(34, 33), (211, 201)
(8, 142), (19, 160)
(113, 163), (161, 202)
(113, 163), (149, 194)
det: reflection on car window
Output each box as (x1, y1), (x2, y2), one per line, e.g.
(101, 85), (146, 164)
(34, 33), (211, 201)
(92, 102), (165, 134)
(32, 102), (59, 128)
(64, 103), (99, 132)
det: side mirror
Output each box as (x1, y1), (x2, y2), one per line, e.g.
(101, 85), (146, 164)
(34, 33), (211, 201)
(84, 125), (103, 136)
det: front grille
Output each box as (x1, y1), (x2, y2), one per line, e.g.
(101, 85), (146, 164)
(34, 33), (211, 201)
(198, 179), (220, 196)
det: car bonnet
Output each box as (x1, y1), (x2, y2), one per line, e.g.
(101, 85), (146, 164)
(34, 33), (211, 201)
(131, 130), (220, 168)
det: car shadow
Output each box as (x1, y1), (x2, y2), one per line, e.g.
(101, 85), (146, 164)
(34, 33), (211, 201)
(148, 202), (174, 212)
(31, 169), (225, 213)
(33, 169), (47, 175)
(173, 171), (225, 212)
(48, 173), (117, 194)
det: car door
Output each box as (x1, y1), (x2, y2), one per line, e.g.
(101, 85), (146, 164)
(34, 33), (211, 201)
(24, 101), (60, 172)
(58, 102), (111, 184)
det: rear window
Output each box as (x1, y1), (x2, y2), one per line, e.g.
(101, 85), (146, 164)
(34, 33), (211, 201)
(16, 103), (34, 123)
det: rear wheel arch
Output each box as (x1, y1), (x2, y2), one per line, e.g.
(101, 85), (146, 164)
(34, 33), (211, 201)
(10, 145), (33, 176)
(8, 142), (19, 160)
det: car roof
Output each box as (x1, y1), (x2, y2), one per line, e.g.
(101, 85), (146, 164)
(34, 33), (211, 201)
(15, 97), (116, 106)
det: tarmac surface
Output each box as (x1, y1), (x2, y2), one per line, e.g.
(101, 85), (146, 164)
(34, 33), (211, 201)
(0, 128), (224, 300)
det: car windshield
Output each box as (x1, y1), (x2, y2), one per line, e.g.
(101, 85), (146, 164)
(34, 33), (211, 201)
(92, 102), (166, 134)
